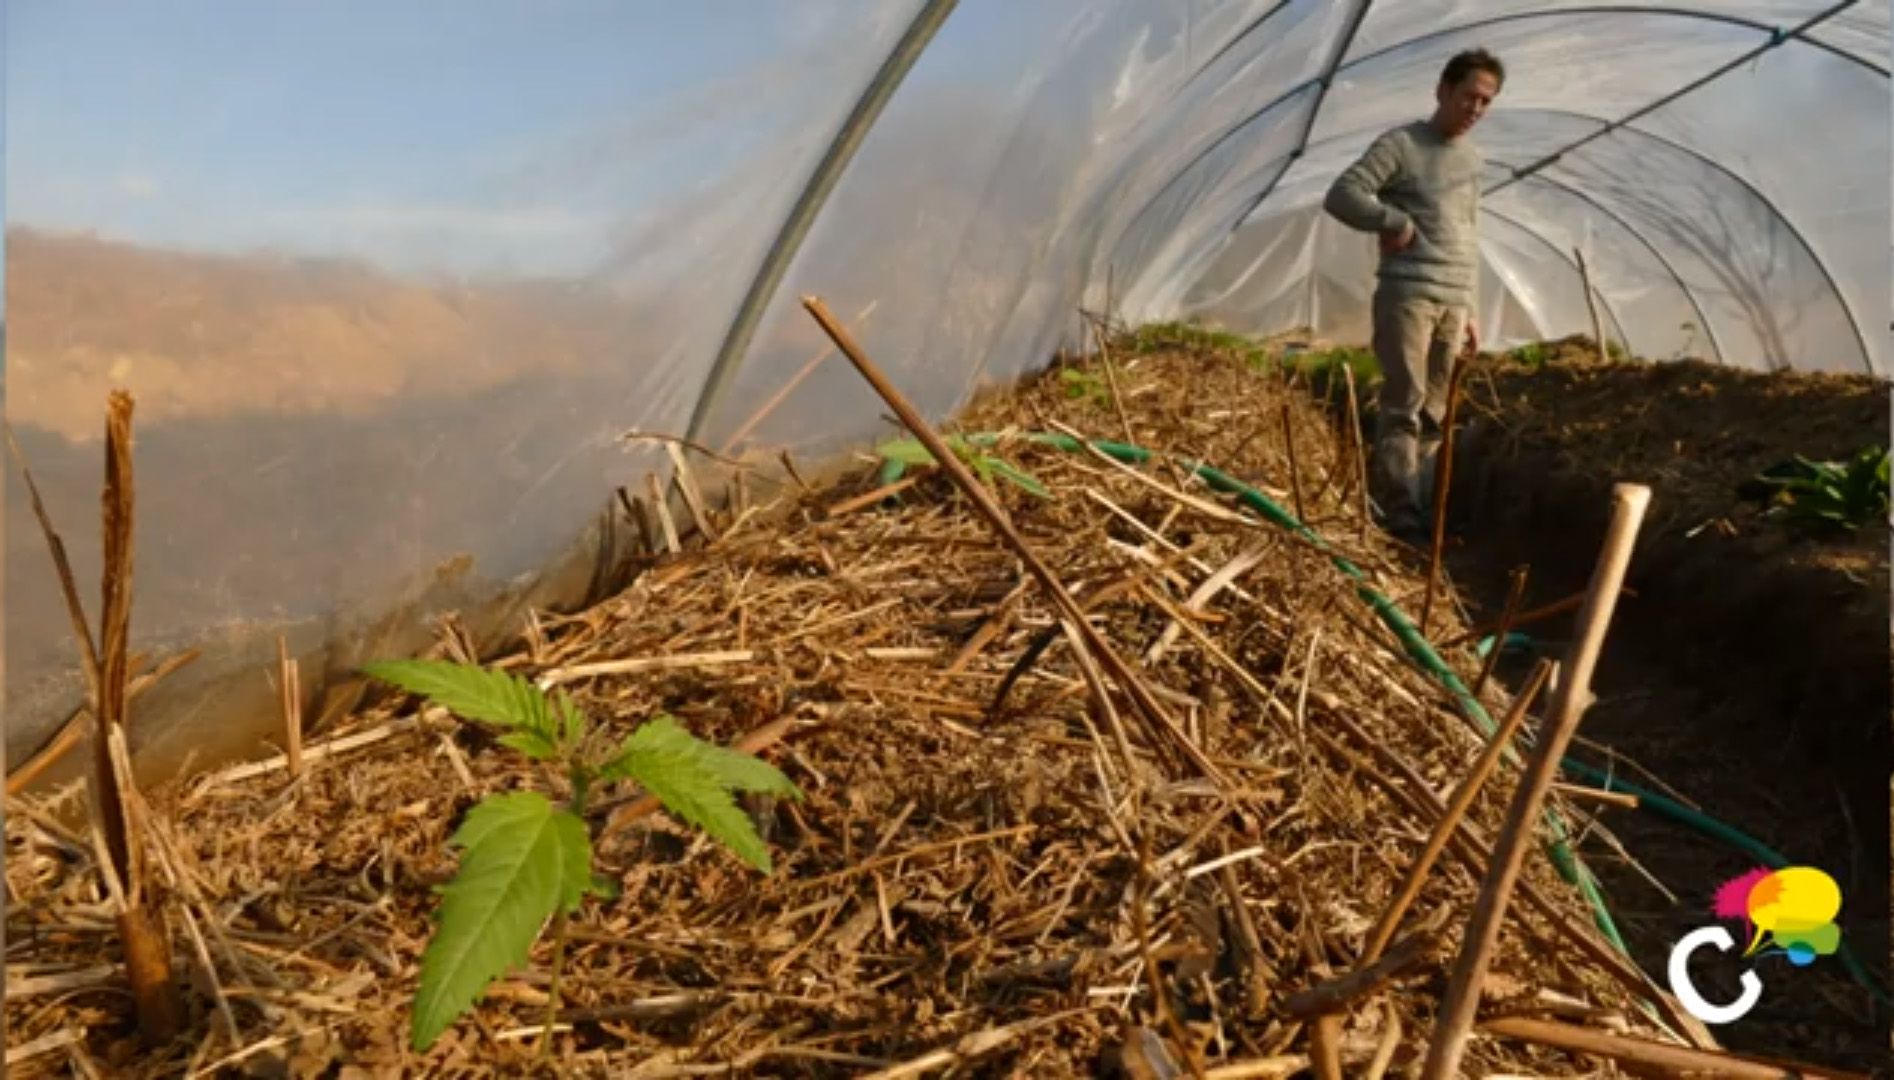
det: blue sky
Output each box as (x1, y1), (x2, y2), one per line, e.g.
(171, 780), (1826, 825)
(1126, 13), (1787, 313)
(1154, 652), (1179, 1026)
(5, 0), (928, 277)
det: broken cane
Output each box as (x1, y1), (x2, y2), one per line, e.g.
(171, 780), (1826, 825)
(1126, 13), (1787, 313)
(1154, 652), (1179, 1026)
(1421, 482), (1650, 1080)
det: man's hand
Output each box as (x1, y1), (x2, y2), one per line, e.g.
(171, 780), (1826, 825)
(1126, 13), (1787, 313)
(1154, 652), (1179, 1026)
(1379, 220), (1415, 256)
(1464, 318), (1481, 356)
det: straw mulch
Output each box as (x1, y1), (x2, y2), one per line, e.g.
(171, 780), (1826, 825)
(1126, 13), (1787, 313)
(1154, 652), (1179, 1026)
(9, 333), (1673, 1077)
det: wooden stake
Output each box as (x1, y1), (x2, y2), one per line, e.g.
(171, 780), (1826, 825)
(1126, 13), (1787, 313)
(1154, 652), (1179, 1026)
(1421, 483), (1651, 1080)
(803, 295), (1224, 785)
(1483, 1016), (1869, 1080)
(1419, 344), (1474, 634)
(1575, 248), (1609, 363)
(1092, 318), (1138, 452)
(1361, 659), (1549, 964)
(1472, 565), (1529, 698)
(1341, 366), (1372, 543)
(1308, 1014), (1344, 1080)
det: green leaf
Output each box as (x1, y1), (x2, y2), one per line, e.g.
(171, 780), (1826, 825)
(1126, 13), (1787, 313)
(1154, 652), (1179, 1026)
(985, 458), (1051, 499)
(361, 659), (552, 736)
(589, 873), (622, 902)
(874, 438), (938, 467)
(555, 690), (586, 746)
(410, 792), (593, 1051)
(496, 730), (559, 761)
(687, 742), (802, 801)
(599, 716), (793, 872)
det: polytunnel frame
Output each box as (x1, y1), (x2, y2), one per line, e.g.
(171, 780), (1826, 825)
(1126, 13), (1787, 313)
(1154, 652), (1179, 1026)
(1219, 1), (1882, 229)
(1213, 2), (1875, 372)
(1480, 205), (1635, 352)
(1485, 165), (1732, 364)
(686, 0), (1879, 449)
(1111, 4), (1872, 365)
(683, 0), (958, 445)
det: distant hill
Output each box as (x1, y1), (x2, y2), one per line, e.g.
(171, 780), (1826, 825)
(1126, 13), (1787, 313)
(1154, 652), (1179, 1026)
(4, 228), (653, 440)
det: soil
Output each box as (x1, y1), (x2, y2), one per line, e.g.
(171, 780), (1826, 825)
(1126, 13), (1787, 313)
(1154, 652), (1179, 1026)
(1437, 336), (1891, 1072)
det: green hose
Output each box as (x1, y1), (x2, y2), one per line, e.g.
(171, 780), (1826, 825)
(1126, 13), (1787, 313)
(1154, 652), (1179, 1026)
(877, 430), (1890, 1006)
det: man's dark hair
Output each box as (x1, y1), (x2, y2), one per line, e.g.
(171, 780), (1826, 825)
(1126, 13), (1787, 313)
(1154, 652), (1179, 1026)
(1441, 48), (1504, 89)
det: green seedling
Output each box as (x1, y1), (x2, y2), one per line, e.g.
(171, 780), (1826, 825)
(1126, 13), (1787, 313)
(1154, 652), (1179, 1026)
(1737, 445), (1890, 532)
(1509, 342), (1552, 368)
(1060, 368), (1110, 405)
(876, 434), (1051, 499)
(360, 658), (800, 1053)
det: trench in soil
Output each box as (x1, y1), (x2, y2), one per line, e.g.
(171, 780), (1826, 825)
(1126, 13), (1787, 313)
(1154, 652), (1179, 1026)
(1437, 418), (1890, 1072)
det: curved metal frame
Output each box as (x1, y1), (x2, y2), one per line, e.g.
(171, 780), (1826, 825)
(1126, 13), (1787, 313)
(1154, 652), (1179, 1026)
(1190, 1), (1294, 86)
(1488, 107), (1873, 372)
(1116, 2), (1875, 253)
(1154, 110), (1734, 356)
(684, 0), (959, 444)
(1482, 205), (1636, 354)
(1195, 142), (1729, 363)
(1484, 164), (1731, 365)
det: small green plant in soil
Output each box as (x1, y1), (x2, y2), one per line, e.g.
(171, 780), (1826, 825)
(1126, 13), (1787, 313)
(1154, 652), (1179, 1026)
(1508, 342), (1553, 368)
(1737, 445), (1890, 532)
(876, 434), (1051, 498)
(1287, 345), (1380, 387)
(361, 659), (800, 1053)
(1059, 367), (1111, 406)
(1126, 320), (1274, 369)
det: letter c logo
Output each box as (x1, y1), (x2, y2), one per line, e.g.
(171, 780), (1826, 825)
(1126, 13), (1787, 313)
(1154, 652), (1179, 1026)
(1668, 925), (1764, 1025)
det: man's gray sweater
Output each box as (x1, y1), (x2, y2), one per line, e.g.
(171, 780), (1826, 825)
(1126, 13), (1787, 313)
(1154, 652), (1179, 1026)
(1324, 120), (1484, 308)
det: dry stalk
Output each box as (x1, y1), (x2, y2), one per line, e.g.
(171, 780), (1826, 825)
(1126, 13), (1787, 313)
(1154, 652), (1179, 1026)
(1279, 402), (1306, 522)
(1442, 586), (1638, 651)
(10, 393), (184, 1044)
(1091, 318), (1139, 451)
(1361, 659), (1550, 964)
(7, 648), (200, 797)
(804, 295), (1223, 785)
(276, 636), (304, 779)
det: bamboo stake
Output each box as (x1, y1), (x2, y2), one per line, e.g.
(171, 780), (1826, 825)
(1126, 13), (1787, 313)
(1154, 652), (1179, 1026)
(803, 295), (1224, 785)
(1419, 343), (1475, 634)
(1308, 1014), (1343, 1080)
(1483, 1016), (1869, 1080)
(1422, 483), (1651, 1080)
(1575, 248), (1609, 364)
(1472, 566), (1529, 698)
(1341, 366), (1372, 543)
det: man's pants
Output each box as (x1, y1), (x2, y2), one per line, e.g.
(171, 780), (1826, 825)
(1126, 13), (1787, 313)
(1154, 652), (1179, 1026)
(1369, 289), (1469, 532)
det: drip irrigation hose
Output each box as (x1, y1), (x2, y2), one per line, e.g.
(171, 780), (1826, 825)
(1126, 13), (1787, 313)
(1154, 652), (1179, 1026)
(875, 430), (1891, 1007)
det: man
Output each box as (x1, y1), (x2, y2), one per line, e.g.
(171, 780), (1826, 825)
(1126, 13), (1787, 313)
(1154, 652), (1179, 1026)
(1323, 48), (1503, 544)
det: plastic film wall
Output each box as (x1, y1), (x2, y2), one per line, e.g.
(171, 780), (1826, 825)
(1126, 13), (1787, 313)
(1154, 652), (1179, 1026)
(5, 1), (1888, 774)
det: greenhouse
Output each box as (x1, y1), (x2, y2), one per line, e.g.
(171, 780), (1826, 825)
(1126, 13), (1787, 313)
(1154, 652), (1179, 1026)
(4, 2), (1888, 1075)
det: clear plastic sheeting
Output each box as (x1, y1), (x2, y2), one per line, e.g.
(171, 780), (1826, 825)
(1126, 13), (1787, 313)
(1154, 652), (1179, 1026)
(1180, 3), (1888, 374)
(5, 0), (1887, 773)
